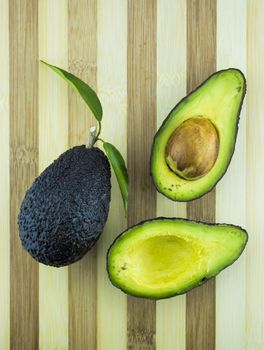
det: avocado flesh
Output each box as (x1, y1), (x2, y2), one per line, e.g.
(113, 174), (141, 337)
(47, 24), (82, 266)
(107, 218), (247, 299)
(151, 69), (246, 201)
(18, 146), (111, 267)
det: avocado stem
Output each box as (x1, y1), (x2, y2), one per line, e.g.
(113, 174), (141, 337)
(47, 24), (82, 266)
(86, 126), (97, 148)
(95, 121), (102, 142)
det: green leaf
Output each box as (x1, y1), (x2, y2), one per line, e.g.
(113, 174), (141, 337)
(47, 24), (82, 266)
(103, 142), (128, 215)
(41, 60), (103, 121)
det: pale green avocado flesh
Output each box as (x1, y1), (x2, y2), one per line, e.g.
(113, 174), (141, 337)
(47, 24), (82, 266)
(151, 69), (246, 201)
(107, 218), (247, 299)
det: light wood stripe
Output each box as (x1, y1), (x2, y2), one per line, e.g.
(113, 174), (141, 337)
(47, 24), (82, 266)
(97, 1), (127, 349)
(186, 1), (216, 349)
(96, 0), (128, 349)
(246, 1), (264, 348)
(0, 0), (10, 348)
(216, 1), (247, 349)
(9, 0), (39, 348)
(68, 1), (97, 348)
(127, 0), (157, 348)
(38, 1), (68, 349)
(156, 0), (186, 349)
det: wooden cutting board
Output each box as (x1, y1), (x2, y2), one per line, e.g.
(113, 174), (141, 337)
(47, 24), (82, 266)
(1, 0), (262, 349)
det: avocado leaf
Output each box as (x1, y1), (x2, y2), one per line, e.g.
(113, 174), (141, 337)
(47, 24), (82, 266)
(103, 142), (128, 215)
(41, 60), (103, 122)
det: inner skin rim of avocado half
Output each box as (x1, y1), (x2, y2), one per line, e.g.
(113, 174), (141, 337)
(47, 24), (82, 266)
(107, 218), (248, 300)
(151, 68), (246, 201)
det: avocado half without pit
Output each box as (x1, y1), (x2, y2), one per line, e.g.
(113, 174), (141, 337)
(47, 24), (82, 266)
(151, 68), (246, 201)
(107, 218), (248, 299)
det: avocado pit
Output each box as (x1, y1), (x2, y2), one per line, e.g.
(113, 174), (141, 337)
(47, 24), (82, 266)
(165, 117), (219, 180)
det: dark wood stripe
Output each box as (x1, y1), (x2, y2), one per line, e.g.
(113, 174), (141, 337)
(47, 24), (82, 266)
(127, 1), (157, 349)
(9, 0), (39, 349)
(186, 1), (216, 349)
(68, 1), (97, 349)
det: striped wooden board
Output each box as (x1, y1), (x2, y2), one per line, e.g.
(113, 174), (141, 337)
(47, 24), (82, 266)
(1, 0), (263, 349)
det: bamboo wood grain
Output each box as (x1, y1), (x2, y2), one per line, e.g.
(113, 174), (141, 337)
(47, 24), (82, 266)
(156, 1), (186, 349)
(38, 1), (68, 349)
(68, 1), (97, 349)
(0, 1), (10, 348)
(246, 1), (264, 347)
(97, 1), (127, 349)
(216, 1), (247, 349)
(4, 1), (264, 348)
(9, 0), (39, 349)
(127, 0), (157, 348)
(186, 1), (216, 349)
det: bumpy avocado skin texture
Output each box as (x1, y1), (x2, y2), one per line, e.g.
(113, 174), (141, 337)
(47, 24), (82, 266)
(107, 218), (248, 300)
(151, 69), (246, 201)
(18, 146), (111, 267)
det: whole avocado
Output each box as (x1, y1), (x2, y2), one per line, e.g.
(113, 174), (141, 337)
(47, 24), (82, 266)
(18, 146), (111, 267)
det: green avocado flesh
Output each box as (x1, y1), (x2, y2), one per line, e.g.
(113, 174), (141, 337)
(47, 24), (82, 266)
(151, 69), (246, 201)
(107, 218), (247, 299)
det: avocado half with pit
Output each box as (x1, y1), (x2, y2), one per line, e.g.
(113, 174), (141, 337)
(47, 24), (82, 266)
(107, 218), (247, 299)
(151, 69), (246, 201)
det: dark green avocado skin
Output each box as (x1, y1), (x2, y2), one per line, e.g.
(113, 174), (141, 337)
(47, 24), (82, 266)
(18, 146), (111, 267)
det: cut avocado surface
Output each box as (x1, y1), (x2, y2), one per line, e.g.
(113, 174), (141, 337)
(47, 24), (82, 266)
(107, 218), (247, 299)
(151, 69), (246, 201)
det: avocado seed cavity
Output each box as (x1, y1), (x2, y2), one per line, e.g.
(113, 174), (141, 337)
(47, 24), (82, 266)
(165, 117), (219, 180)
